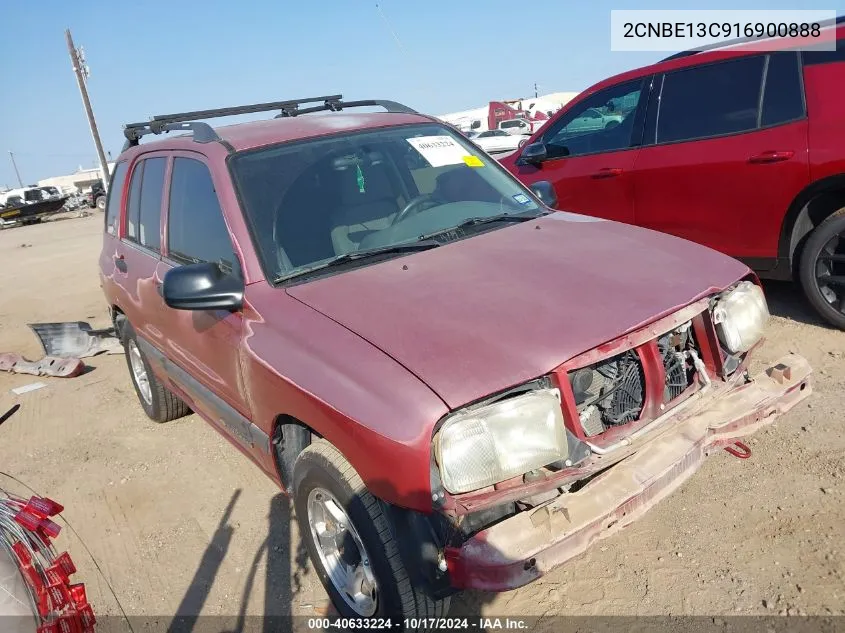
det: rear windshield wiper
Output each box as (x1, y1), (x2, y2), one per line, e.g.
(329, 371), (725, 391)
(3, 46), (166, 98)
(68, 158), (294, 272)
(274, 240), (440, 283)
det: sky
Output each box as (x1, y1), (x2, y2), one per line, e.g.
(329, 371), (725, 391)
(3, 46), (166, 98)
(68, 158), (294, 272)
(1, 0), (841, 187)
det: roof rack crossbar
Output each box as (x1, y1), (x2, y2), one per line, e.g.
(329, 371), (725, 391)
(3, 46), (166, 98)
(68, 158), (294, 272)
(121, 95), (418, 148)
(149, 94), (344, 125)
(273, 98), (417, 118)
(122, 94), (344, 147)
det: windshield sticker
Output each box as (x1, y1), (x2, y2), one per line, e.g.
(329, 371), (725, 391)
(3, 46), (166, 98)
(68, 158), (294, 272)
(462, 155), (484, 168)
(512, 193), (531, 205)
(406, 136), (468, 167)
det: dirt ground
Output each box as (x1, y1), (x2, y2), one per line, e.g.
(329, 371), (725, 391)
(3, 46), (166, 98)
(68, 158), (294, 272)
(0, 214), (842, 628)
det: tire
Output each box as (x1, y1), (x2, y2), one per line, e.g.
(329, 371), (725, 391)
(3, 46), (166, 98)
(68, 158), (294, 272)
(121, 322), (190, 422)
(799, 208), (845, 330)
(293, 441), (449, 625)
(96, 195), (106, 211)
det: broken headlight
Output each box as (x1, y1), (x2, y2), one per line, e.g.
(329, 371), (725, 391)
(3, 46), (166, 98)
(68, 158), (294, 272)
(712, 281), (769, 354)
(434, 388), (568, 495)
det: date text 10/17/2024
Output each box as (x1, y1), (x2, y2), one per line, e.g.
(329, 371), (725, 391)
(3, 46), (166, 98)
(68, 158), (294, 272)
(306, 617), (530, 630)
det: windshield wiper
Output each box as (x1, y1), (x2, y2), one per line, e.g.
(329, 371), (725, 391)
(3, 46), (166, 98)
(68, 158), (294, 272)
(274, 240), (440, 283)
(418, 210), (548, 241)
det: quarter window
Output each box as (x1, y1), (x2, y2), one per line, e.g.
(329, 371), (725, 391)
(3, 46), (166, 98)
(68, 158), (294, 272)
(167, 158), (234, 270)
(761, 52), (805, 127)
(126, 162), (143, 241)
(657, 56), (765, 143)
(542, 79), (644, 158)
(105, 162), (128, 236)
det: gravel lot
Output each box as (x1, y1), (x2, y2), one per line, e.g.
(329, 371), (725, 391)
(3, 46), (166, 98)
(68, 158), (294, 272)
(0, 215), (842, 628)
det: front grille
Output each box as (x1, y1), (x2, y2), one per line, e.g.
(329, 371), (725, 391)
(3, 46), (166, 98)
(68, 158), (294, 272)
(569, 322), (698, 437)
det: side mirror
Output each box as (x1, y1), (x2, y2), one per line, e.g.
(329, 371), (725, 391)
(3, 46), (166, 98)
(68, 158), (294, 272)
(519, 142), (548, 165)
(529, 181), (558, 208)
(163, 262), (244, 311)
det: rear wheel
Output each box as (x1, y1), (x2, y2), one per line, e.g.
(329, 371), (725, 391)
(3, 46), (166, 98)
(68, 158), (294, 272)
(799, 209), (845, 330)
(121, 322), (190, 422)
(293, 441), (449, 624)
(96, 195), (106, 211)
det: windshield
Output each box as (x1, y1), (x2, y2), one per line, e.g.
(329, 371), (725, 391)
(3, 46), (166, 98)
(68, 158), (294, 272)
(229, 123), (541, 283)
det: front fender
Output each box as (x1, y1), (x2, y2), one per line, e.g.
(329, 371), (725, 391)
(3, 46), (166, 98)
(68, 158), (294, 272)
(241, 282), (449, 512)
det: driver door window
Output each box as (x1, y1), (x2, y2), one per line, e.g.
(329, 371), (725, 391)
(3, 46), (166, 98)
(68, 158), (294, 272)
(166, 158), (235, 272)
(543, 79), (645, 159)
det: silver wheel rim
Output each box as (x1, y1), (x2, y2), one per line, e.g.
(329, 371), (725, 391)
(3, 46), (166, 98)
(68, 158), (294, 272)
(97, 197), (106, 210)
(128, 340), (152, 405)
(307, 487), (377, 616)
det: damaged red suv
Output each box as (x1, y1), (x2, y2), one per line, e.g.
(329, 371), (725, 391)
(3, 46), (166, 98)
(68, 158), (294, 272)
(99, 96), (812, 620)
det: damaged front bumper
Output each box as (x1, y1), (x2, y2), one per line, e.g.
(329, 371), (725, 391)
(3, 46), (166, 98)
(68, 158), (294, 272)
(444, 354), (812, 592)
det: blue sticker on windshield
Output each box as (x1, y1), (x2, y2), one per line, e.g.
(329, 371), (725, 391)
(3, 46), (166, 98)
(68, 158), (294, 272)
(513, 193), (531, 205)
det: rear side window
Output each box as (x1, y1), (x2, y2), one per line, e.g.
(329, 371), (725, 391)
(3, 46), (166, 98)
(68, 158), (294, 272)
(761, 52), (805, 127)
(126, 158), (166, 251)
(138, 158), (165, 250)
(126, 163), (144, 241)
(105, 162), (128, 236)
(167, 158), (234, 269)
(657, 56), (765, 143)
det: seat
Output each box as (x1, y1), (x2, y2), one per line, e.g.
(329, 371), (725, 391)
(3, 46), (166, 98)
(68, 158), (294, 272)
(272, 168), (337, 274)
(329, 162), (400, 255)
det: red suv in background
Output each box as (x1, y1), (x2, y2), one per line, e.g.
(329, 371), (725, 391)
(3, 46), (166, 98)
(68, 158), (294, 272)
(501, 20), (845, 328)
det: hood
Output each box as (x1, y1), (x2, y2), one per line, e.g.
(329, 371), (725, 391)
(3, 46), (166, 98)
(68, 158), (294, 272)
(287, 213), (749, 409)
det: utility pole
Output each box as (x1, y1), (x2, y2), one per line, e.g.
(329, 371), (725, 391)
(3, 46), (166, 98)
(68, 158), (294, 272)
(534, 82), (539, 98)
(65, 29), (110, 191)
(8, 151), (23, 188)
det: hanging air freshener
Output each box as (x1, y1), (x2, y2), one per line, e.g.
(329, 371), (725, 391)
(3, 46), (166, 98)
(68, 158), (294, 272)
(356, 162), (366, 194)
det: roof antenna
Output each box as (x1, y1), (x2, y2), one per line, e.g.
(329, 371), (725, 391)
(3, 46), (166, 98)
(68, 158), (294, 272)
(375, 3), (413, 63)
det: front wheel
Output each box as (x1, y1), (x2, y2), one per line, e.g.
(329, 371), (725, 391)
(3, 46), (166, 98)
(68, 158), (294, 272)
(121, 322), (190, 422)
(799, 209), (845, 330)
(293, 441), (450, 624)
(96, 195), (106, 211)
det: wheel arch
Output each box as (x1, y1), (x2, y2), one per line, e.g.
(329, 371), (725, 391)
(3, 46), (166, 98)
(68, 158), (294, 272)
(779, 173), (845, 274)
(271, 413), (320, 491)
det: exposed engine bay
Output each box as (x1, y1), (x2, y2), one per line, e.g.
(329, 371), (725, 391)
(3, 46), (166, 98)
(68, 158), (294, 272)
(568, 322), (699, 436)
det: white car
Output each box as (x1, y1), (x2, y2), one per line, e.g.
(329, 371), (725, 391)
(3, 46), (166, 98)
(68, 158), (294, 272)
(473, 129), (530, 153)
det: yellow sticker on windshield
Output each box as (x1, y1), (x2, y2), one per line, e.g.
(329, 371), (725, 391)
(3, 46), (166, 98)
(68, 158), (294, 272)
(463, 155), (484, 167)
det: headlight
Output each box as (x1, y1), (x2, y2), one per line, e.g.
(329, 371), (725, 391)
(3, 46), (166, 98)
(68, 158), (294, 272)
(712, 281), (769, 354)
(434, 388), (568, 494)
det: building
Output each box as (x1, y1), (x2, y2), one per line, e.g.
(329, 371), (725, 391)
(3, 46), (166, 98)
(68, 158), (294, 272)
(36, 163), (115, 195)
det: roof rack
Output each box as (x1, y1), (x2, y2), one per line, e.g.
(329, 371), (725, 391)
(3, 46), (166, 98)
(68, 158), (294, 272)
(122, 94), (418, 149)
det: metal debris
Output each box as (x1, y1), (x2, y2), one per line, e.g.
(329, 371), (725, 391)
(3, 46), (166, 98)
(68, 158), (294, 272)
(0, 353), (85, 378)
(27, 321), (122, 358)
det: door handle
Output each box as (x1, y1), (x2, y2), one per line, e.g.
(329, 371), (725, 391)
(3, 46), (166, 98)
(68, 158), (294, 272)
(114, 255), (128, 273)
(591, 167), (624, 179)
(748, 150), (794, 164)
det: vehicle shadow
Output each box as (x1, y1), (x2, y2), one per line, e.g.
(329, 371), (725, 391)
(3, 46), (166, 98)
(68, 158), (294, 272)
(163, 477), (503, 633)
(762, 279), (833, 330)
(167, 490), (243, 633)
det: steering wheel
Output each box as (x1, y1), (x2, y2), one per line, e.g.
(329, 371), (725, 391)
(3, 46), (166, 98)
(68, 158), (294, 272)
(392, 194), (439, 226)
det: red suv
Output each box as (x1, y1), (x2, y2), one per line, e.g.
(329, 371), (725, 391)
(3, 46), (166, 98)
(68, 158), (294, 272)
(99, 96), (811, 621)
(501, 21), (845, 329)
